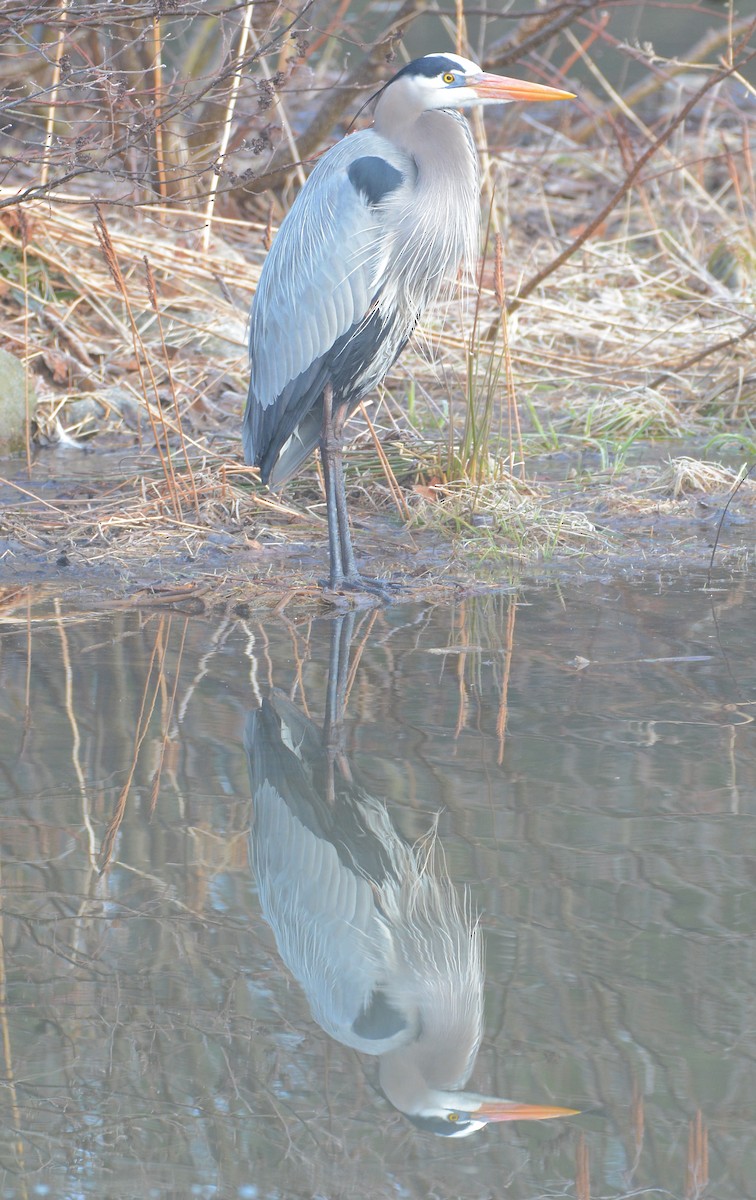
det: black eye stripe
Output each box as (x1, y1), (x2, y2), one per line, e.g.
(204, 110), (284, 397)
(404, 1112), (474, 1135)
(392, 55), (463, 82)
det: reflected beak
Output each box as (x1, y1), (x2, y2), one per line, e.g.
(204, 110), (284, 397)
(473, 1099), (580, 1123)
(471, 73), (575, 104)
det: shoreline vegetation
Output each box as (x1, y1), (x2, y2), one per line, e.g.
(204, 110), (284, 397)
(0, 2), (754, 612)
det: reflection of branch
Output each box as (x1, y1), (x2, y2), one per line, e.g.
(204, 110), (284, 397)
(99, 619), (170, 874)
(509, 33), (756, 314)
(55, 597), (98, 869)
(149, 617), (188, 818)
(0, 868), (26, 1175)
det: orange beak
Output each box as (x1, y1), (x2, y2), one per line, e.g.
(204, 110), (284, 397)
(473, 1099), (580, 1122)
(471, 73), (575, 104)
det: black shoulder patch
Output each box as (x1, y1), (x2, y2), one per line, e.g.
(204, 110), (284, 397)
(347, 156), (404, 206)
(353, 990), (408, 1041)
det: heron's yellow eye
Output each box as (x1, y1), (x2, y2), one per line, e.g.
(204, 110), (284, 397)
(447, 1112), (459, 1122)
(442, 73), (456, 84)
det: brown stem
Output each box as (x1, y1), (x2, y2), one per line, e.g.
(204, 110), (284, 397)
(648, 323), (756, 391)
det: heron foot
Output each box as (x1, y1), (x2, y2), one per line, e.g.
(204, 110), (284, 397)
(321, 573), (405, 603)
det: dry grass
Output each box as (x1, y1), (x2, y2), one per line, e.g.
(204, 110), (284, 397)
(408, 474), (604, 561)
(0, 4), (755, 605)
(659, 455), (755, 498)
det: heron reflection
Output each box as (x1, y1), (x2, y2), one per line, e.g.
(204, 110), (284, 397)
(245, 619), (576, 1136)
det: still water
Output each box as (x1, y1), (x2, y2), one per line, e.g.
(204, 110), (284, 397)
(0, 573), (754, 1199)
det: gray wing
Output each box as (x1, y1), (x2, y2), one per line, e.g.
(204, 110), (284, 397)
(243, 130), (416, 486)
(251, 778), (411, 1051)
(245, 699), (415, 1053)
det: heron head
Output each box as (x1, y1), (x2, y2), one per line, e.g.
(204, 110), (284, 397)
(389, 53), (575, 112)
(400, 1090), (580, 1138)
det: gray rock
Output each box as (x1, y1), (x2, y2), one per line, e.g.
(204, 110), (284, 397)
(0, 348), (37, 454)
(102, 386), (144, 431)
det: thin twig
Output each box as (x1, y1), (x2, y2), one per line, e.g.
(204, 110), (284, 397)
(93, 205), (182, 518)
(40, 0), (69, 189)
(152, 14), (167, 201)
(144, 256), (201, 518)
(705, 462), (756, 589)
(649, 322), (756, 389)
(202, 0), (256, 254)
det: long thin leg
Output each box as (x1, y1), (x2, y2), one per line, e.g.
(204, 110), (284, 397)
(323, 612), (356, 802)
(320, 383), (403, 598)
(321, 383), (344, 589)
(331, 402), (360, 582)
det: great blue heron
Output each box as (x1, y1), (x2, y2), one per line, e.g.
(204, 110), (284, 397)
(243, 53), (574, 595)
(245, 626), (577, 1135)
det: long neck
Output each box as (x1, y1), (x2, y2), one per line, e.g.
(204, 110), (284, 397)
(378, 1046), (443, 1117)
(372, 95), (480, 295)
(378, 1031), (478, 1117)
(375, 88), (470, 165)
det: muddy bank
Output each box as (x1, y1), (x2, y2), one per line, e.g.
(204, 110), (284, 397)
(1, 448), (753, 616)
